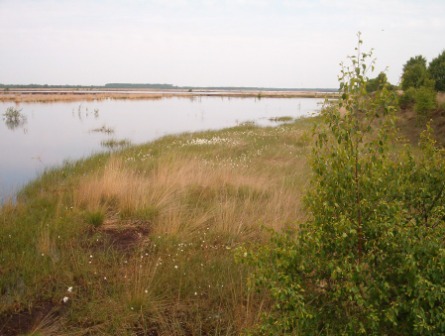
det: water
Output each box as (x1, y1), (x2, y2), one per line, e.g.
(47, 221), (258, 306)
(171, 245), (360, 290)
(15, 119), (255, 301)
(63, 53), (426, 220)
(0, 97), (321, 201)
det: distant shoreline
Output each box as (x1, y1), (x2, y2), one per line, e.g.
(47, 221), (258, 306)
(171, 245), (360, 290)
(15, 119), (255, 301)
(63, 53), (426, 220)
(0, 88), (338, 103)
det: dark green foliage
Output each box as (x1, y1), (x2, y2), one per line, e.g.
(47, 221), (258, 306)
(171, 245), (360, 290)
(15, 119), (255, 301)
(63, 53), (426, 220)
(246, 35), (445, 335)
(401, 55), (433, 91)
(366, 72), (388, 92)
(428, 50), (445, 91)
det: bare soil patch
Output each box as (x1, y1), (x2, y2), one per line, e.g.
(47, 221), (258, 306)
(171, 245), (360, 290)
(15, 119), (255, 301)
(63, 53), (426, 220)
(91, 218), (151, 252)
(0, 301), (58, 336)
(397, 107), (445, 146)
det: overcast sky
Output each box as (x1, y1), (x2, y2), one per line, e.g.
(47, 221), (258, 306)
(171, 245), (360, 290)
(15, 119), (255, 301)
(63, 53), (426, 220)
(0, 0), (444, 88)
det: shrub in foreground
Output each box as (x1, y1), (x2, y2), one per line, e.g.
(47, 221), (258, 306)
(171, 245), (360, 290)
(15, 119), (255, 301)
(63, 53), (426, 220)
(245, 35), (445, 335)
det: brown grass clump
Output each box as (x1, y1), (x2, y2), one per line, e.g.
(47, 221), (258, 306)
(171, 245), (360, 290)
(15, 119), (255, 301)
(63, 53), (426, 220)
(74, 154), (304, 240)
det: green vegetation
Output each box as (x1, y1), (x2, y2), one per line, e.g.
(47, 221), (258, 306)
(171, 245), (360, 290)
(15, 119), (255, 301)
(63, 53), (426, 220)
(0, 116), (316, 335)
(401, 55), (433, 91)
(399, 51), (445, 120)
(414, 86), (438, 117)
(85, 210), (105, 228)
(244, 34), (445, 335)
(366, 71), (390, 92)
(2, 36), (445, 335)
(429, 50), (445, 92)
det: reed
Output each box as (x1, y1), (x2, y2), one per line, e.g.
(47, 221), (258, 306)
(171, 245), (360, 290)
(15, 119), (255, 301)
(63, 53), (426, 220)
(0, 90), (338, 103)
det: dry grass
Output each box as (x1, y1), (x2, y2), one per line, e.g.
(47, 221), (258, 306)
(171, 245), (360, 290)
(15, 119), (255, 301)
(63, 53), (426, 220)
(0, 89), (337, 103)
(0, 92), (169, 103)
(74, 154), (305, 239)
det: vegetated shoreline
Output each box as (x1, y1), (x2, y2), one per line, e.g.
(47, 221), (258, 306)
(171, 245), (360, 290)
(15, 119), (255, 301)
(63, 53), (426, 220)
(0, 117), (316, 335)
(0, 107), (442, 335)
(0, 88), (339, 103)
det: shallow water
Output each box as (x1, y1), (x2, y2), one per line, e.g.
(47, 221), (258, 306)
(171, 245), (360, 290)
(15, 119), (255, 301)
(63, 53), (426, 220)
(0, 96), (322, 201)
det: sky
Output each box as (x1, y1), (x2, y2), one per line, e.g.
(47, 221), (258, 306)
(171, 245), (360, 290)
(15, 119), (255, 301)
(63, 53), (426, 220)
(0, 0), (444, 88)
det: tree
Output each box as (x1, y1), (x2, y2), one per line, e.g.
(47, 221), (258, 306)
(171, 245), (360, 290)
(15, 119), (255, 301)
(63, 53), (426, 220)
(429, 50), (445, 91)
(401, 55), (432, 90)
(367, 71), (388, 92)
(245, 34), (445, 335)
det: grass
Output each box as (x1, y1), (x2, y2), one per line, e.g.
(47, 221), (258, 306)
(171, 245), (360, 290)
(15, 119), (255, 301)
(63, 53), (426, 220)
(0, 117), (316, 335)
(0, 89), (338, 103)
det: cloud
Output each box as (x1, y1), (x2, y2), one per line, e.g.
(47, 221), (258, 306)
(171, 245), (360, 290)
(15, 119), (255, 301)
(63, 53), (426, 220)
(0, 0), (444, 86)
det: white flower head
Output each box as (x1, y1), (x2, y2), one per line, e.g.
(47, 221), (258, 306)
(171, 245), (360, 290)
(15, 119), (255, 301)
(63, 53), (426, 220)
(62, 296), (69, 303)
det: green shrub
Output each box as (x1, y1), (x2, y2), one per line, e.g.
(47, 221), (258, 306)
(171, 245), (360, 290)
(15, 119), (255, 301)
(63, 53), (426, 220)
(245, 34), (445, 335)
(399, 87), (416, 109)
(414, 86), (437, 117)
(401, 55), (432, 91)
(428, 50), (445, 92)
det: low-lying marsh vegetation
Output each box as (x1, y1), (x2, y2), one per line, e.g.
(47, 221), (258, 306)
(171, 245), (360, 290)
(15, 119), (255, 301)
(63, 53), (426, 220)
(2, 106), (27, 130)
(0, 117), (315, 335)
(0, 90), (337, 103)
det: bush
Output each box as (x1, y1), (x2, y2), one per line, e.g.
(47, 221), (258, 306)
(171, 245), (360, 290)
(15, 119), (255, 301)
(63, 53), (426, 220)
(245, 35), (445, 335)
(414, 86), (437, 117)
(367, 72), (388, 93)
(399, 87), (416, 109)
(401, 55), (432, 91)
(428, 50), (445, 92)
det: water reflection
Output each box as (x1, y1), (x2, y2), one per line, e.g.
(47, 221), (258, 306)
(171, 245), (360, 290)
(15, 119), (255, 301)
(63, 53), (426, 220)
(90, 125), (114, 134)
(72, 105), (100, 121)
(100, 138), (131, 150)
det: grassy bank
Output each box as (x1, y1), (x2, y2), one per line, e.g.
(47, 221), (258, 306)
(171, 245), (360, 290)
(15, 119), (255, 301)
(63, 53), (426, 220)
(0, 117), (316, 335)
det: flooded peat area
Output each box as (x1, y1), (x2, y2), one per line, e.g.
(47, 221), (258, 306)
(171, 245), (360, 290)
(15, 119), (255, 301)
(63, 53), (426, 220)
(0, 97), (322, 201)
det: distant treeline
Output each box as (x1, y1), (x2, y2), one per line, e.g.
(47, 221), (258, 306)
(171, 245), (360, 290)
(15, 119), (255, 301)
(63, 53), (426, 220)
(106, 83), (338, 92)
(104, 83), (176, 89)
(0, 83), (338, 92)
(0, 84), (101, 89)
